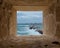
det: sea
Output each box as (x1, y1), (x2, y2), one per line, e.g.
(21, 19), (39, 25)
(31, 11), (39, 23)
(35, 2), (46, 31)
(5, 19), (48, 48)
(17, 23), (43, 36)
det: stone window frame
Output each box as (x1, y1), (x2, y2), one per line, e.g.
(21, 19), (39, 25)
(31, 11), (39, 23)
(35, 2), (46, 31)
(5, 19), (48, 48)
(10, 6), (53, 37)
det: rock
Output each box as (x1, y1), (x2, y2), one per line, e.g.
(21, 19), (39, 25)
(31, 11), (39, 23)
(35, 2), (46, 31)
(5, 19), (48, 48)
(29, 25), (36, 29)
(36, 30), (43, 34)
(52, 41), (60, 45)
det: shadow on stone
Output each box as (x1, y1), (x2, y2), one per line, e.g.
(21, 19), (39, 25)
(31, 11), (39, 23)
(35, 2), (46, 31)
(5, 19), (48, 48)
(44, 45), (48, 47)
(52, 41), (60, 45)
(10, 45), (14, 47)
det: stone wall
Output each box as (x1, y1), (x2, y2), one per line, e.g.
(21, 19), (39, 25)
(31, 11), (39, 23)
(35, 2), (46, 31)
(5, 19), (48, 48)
(0, 0), (58, 39)
(0, 0), (60, 48)
(44, 0), (56, 37)
(56, 0), (60, 38)
(0, 0), (13, 40)
(44, 0), (60, 39)
(9, 7), (16, 37)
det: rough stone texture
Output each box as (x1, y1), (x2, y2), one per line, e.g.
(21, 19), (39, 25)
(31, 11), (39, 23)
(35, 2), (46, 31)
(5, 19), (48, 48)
(56, 24), (60, 38)
(0, 1), (13, 40)
(0, 0), (60, 48)
(5, 0), (48, 6)
(9, 7), (16, 37)
(43, 1), (56, 36)
(56, 6), (60, 22)
(0, 35), (60, 48)
(56, 0), (60, 38)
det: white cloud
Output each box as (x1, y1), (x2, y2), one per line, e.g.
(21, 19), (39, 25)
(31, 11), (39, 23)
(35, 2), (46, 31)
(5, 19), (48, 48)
(17, 15), (42, 19)
(17, 11), (43, 23)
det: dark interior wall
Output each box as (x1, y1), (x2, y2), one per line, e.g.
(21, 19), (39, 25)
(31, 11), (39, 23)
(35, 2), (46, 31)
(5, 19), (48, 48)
(0, 0), (12, 40)
(43, 1), (56, 36)
(56, 1), (60, 38)
(0, 0), (60, 40)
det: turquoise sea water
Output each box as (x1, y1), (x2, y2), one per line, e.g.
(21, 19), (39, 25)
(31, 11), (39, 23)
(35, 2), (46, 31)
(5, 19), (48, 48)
(17, 23), (43, 36)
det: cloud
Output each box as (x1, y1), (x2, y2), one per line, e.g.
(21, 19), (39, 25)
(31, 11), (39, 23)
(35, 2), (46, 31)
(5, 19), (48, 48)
(17, 11), (43, 23)
(17, 15), (42, 19)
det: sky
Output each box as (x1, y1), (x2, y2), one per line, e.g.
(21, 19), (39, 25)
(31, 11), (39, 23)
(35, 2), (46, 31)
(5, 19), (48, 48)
(17, 11), (43, 24)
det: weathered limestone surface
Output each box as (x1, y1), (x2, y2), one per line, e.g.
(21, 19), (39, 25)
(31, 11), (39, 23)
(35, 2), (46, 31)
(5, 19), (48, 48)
(9, 7), (16, 37)
(44, 0), (56, 36)
(0, 35), (60, 48)
(5, 0), (48, 6)
(0, 0), (60, 48)
(0, 1), (13, 40)
(56, 0), (60, 38)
